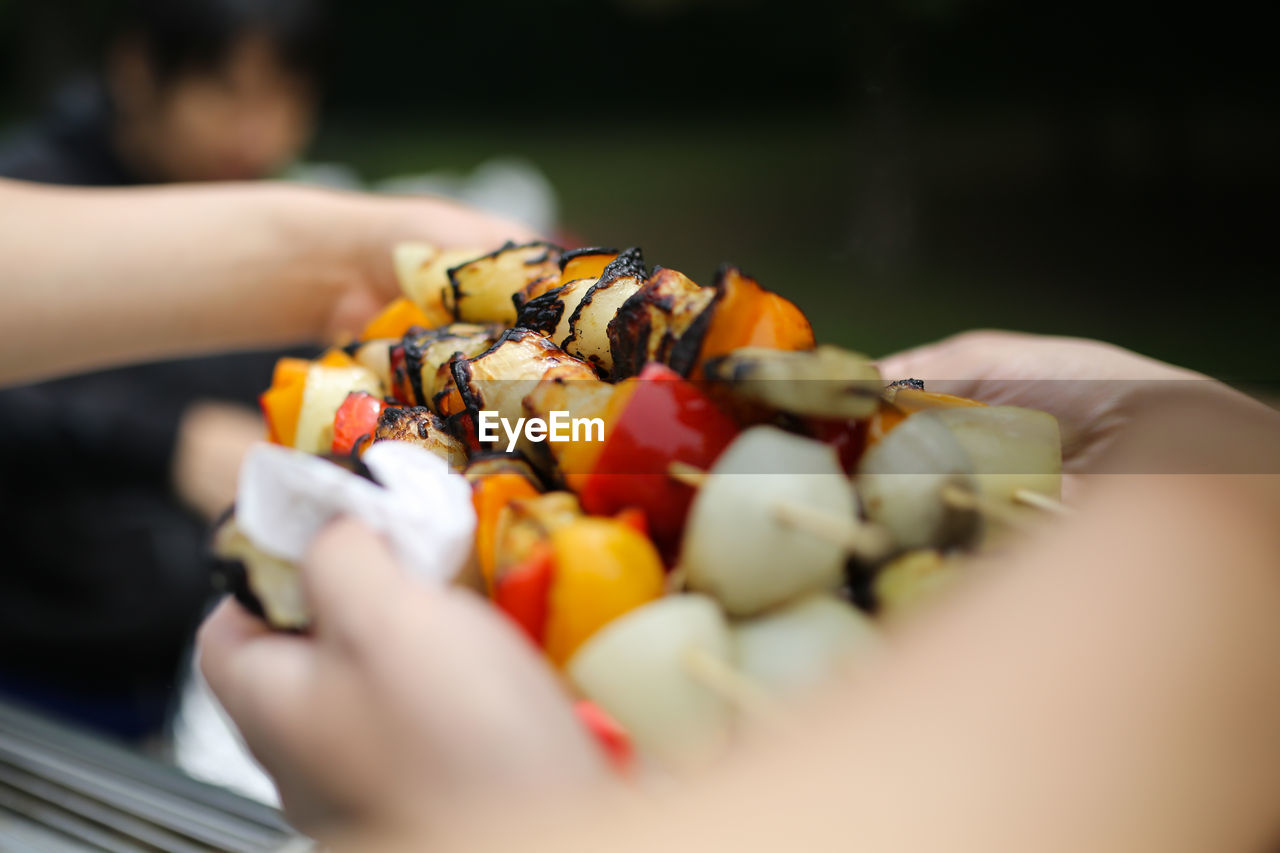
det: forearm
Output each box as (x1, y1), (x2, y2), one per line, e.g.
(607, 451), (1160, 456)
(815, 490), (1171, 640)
(401, 474), (1280, 853)
(0, 179), (532, 385)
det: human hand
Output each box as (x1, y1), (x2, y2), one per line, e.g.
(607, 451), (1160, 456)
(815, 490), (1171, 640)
(171, 400), (265, 520)
(279, 186), (541, 340)
(198, 518), (609, 839)
(874, 330), (1228, 487)
(0, 180), (540, 385)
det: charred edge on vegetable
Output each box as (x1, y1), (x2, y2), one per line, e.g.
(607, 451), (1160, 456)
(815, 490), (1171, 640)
(451, 353), (485, 417)
(511, 276), (555, 312)
(843, 561), (879, 614)
(886, 378), (925, 391)
(431, 353), (466, 415)
(699, 354), (746, 382)
(605, 289), (651, 380)
(712, 262), (754, 289)
(665, 286), (720, 376)
(319, 452), (376, 480)
(399, 332), (431, 406)
(558, 246), (620, 271)
(402, 326), (500, 407)
(559, 278), (608, 351)
(210, 555), (269, 619)
(515, 284), (569, 334)
(374, 405), (449, 441)
(446, 240), (564, 321)
(208, 507), (276, 628)
(464, 450), (547, 489)
(444, 410), (479, 449)
(599, 247), (646, 281)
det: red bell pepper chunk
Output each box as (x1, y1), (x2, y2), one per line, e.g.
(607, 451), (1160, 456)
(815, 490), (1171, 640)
(575, 700), (634, 774)
(331, 392), (387, 457)
(493, 544), (555, 646)
(578, 363), (739, 560)
(806, 417), (868, 474)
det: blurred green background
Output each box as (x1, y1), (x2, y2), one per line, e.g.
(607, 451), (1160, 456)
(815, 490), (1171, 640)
(2, 0), (1275, 382)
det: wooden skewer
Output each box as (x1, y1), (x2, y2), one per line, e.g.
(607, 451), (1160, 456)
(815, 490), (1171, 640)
(667, 462), (892, 562)
(770, 501), (893, 562)
(939, 484), (1037, 530)
(682, 648), (778, 720)
(1012, 488), (1073, 516)
(667, 460), (709, 489)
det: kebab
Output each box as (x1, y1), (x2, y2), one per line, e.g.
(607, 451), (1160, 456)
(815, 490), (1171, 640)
(225, 238), (1075, 774)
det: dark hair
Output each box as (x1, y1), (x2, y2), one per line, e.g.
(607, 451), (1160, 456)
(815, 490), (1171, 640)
(116, 0), (328, 83)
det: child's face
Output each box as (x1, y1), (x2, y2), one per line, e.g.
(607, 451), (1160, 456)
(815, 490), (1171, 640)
(114, 34), (317, 183)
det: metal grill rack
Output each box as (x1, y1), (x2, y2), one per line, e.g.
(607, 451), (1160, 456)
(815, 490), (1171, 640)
(0, 701), (308, 852)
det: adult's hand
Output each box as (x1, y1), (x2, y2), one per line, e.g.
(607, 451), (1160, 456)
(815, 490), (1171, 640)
(874, 330), (1268, 489)
(198, 518), (609, 839)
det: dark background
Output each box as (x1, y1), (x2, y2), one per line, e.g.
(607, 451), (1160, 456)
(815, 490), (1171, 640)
(1, 0), (1275, 385)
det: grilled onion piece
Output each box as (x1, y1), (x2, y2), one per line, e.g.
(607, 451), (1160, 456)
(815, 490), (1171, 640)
(856, 411), (979, 553)
(933, 406), (1062, 505)
(395, 243), (485, 324)
(397, 323), (503, 406)
(683, 426), (854, 616)
(212, 513), (307, 631)
(702, 345), (883, 419)
(560, 251), (647, 374)
(608, 266), (717, 379)
(347, 338), (396, 390)
(857, 405), (1061, 553)
(454, 329), (598, 442)
(294, 363), (383, 455)
(568, 595), (734, 770)
(732, 594), (879, 697)
(448, 241), (561, 325)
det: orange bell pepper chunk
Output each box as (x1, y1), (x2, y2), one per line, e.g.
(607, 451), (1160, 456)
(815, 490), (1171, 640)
(260, 377), (306, 446)
(270, 357), (309, 389)
(260, 357), (311, 445)
(360, 297), (435, 341)
(694, 267), (814, 376)
(543, 518), (665, 666)
(472, 473), (542, 592)
(561, 249), (619, 283)
(317, 348), (357, 369)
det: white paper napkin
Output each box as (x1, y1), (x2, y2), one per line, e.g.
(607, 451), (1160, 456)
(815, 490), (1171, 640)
(235, 441), (475, 583)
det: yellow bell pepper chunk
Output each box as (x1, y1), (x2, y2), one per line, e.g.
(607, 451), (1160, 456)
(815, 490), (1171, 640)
(544, 517), (665, 666)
